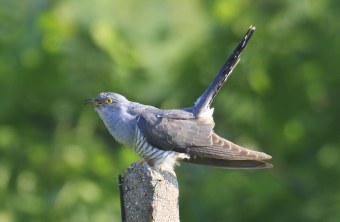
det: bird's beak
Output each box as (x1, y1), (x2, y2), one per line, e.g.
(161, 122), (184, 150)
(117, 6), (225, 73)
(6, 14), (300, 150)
(85, 98), (101, 106)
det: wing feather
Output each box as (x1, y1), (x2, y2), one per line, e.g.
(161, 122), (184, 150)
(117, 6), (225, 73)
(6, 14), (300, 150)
(137, 111), (271, 162)
(137, 111), (214, 151)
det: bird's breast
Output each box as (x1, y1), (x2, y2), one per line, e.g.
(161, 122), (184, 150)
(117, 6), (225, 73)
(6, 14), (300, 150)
(133, 126), (189, 171)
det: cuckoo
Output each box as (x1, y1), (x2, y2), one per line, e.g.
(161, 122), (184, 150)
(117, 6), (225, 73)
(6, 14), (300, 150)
(87, 26), (272, 171)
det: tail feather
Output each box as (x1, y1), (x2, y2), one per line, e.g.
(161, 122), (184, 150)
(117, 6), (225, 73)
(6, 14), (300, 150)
(194, 26), (256, 117)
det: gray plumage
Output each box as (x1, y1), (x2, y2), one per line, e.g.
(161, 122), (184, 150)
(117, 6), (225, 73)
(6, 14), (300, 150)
(87, 26), (272, 171)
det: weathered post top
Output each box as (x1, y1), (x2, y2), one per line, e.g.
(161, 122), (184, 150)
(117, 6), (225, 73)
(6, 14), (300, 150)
(122, 162), (180, 222)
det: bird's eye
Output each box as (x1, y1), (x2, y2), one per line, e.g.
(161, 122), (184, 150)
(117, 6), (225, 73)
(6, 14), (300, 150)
(104, 98), (113, 104)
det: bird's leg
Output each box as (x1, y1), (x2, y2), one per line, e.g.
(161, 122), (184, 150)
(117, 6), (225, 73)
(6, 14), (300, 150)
(137, 159), (154, 167)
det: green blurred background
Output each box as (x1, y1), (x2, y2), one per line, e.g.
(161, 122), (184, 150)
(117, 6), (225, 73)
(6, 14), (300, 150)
(1, 0), (340, 221)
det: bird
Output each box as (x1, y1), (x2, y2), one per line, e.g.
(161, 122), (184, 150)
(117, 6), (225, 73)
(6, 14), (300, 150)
(87, 26), (272, 171)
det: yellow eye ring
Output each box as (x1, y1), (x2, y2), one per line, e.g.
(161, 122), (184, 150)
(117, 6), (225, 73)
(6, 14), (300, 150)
(104, 98), (113, 104)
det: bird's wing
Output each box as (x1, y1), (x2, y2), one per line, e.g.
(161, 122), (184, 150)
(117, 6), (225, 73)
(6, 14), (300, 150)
(137, 111), (271, 163)
(137, 111), (214, 152)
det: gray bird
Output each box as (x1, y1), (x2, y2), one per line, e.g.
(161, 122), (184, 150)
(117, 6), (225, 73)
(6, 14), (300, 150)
(87, 26), (272, 171)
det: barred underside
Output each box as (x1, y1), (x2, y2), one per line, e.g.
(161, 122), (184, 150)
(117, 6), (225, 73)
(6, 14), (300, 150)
(134, 127), (189, 171)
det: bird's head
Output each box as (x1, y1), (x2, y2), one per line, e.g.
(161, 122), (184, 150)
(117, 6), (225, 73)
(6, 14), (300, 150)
(86, 92), (128, 113)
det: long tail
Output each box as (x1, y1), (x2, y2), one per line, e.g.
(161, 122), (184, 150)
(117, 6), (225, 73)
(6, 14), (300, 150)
(193, 26), (256, 117)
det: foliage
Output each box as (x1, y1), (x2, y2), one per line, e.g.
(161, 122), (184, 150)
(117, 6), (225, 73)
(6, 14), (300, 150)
(0, 0), (339, 221)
